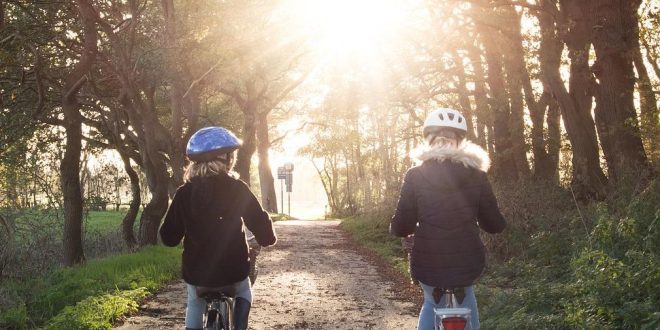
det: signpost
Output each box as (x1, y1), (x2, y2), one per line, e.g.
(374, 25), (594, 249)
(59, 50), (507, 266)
(277, 163), (294, 215)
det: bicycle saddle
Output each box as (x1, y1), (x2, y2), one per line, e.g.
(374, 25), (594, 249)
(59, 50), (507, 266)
(196, 285), (237, 300)
(432, 287), (466, 305)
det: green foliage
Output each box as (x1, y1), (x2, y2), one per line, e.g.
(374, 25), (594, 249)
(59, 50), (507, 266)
(42, 288), (148, 330)
(564, 179), (659, 329)
(0, 245), (180, 329)
(0, 304), (28, 330)
(340, 209), (408, 276)
(481, 179), (659, 329)
(478, 279), (572, 329)
(486, 180), (583, 263)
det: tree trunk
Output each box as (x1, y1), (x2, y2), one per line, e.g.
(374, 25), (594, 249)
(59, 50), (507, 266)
(61, 102), (85, 266)
(501, 7), (532, 179)
(542, 0), (607, 199)
(120, 151), (139, 248)
(467, 44), (490, 148)
(452, 52), (476, 140)
(633, 45), (659, 161)
(137, 135), (170, 246)
(236, 99), (257, 185)
(0, 1), (4, 30)
(640, 31), (660, 83)
(168, 81), (186, 195)
(589, 0), (649, 181)
(162, 0), (186, 196)
(256, 112), (278, 213)
(530, 92), (551, 179)
(487, 125), (496, 162)
(135, 92), (171, 246)
(479, 27), (518, 180)
(546, 96), (561, 184)
(633, 32), (659, 126)
(312, 160), (335, 214)
(61, 0), (98, 266)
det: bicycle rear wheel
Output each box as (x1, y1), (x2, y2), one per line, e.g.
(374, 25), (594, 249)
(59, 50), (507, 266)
(220, 298), (233, 330)
(204, 309), (220, 330)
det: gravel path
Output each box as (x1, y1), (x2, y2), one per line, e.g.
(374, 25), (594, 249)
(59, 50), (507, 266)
(115, 220), (418, 329)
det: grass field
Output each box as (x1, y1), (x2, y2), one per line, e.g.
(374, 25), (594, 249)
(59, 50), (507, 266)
(84, 210), (140, 234)
(0, 245), (181, 329)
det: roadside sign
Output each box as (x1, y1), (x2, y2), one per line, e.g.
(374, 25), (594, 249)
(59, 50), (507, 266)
(278, 163), (294, 215)
(285, 173), (293, 192)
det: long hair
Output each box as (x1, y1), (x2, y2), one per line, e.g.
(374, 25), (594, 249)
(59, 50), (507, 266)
(183, 151), (237, 182)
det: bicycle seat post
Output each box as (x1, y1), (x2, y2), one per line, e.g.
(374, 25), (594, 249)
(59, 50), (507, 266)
(443, 289), (455, 308)
(431, 287), (463, 308)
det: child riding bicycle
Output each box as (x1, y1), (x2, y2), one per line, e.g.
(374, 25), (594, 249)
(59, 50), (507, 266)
(160, 126), (277, 330)
(390, 108), (506, 330)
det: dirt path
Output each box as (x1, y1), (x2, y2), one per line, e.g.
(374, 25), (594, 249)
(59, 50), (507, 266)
(115, 220), (418, 329)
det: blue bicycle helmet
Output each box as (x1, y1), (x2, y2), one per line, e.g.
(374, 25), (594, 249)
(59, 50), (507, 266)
(186, 127), (242, 162)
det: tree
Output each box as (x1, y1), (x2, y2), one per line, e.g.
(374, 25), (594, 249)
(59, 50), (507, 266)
(633, 13), (658, 163)
(478, 22), (519, 180)
(588, 0), (650, 181)
(59, 0), (98, 266)
(216, 1), (312, 211)
(540, 0), (608, 199)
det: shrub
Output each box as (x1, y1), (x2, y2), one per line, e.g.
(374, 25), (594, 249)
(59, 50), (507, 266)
(565, 179), (659, 329)
(42, 288), (148, 330)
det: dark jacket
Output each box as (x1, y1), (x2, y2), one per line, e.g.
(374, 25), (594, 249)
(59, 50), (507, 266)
(160, 172), (277, 287)
(390, 142), (505, 288)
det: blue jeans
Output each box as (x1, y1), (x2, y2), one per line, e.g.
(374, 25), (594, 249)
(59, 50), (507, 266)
(418, 282), (479, 330)
(185, 277), (252, 329)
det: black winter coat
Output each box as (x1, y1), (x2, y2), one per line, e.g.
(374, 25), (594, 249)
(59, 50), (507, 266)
(160, 172), (277, 287)
(390, 143), (505, 288)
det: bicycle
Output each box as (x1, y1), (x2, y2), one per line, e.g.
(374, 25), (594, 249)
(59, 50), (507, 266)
(197, 286), (236, 330)
(432, 287), (473, 330)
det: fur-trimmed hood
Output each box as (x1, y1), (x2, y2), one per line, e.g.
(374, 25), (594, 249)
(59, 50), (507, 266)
(414, 141), (490, 172)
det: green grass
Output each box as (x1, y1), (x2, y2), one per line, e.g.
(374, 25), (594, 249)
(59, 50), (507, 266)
(7, 209), (136, 241)
(340, 210), (409, 275)
(84, 210), (139, 234)
(0, 245), (181, 329)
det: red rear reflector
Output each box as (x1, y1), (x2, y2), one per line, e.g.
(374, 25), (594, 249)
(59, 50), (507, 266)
(441, 317), (467, 330)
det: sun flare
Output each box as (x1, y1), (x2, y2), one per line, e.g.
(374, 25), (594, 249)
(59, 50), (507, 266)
(290, 0), (418, 60)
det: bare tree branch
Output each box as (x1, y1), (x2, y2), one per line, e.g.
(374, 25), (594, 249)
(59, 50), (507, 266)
(182, 58), (224, 99)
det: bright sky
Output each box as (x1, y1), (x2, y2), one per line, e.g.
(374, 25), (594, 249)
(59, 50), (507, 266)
(286, 0), (424, 67)
(267, 1), (426, 218)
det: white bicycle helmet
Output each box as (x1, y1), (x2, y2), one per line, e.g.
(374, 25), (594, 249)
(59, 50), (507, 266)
(423, 108), (467, 137)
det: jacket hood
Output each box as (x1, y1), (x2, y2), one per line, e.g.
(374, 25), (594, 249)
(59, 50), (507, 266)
(414, 141), (490, 172)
